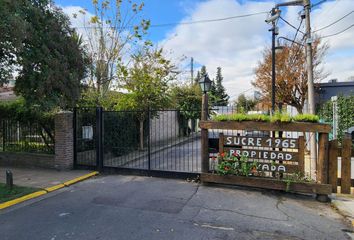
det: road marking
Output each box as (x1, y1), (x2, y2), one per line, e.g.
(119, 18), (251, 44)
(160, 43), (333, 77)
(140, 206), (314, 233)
(45, 184), (66, 193)
(63, 171), (99, 186)
(194, 223), (234, 231)
(0, 190), (47, 210)
(0, 171), (99, 210)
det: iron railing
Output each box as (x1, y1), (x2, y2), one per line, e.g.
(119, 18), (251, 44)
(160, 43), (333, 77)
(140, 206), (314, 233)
(0, 120), (54, 154)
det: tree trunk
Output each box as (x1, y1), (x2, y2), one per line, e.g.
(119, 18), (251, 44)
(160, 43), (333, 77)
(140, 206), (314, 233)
(296, 106), (303, 114)
(139, 120), (144, 150)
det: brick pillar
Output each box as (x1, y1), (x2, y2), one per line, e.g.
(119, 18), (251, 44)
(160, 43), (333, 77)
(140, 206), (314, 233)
(54, 111), (73, 170)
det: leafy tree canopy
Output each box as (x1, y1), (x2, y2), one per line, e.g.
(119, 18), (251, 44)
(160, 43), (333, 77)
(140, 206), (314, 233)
(170, 84), (202, 119)
(0, 0), (88, 111)
(234, 94), (257, 113)
(252, 36), (328, 113)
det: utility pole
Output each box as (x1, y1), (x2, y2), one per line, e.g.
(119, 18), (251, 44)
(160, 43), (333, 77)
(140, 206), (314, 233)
(191, 57), (194, 85)
(304, 0), (315, 115)
(303, 0), (317, 175)
(270, 8), (277, 114)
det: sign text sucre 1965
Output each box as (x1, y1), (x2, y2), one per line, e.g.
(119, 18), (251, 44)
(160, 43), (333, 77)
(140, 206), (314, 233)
(224, 136), (298, 149)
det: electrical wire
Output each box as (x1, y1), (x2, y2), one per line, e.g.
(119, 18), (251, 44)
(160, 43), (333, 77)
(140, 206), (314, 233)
(150, 11), (268, 28)
(279, 16), (306, 35)
(290, 18), (303, 48)
(313, 10), (354, 33)
(77, 11), (269, 29)
(320, 23), (354, 38)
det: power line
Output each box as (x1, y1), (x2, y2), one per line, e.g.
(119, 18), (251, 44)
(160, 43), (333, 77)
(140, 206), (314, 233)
(313, 10), (354, 32)
(279, 16), (306, 35)
(75, 11), (268, 29)
(320, 23), (354, 38)
(290, 18), (303, 48)
(150, 12), (268, 28)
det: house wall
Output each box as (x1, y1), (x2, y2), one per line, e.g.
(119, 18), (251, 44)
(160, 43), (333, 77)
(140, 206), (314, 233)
(150, 111), (180, 146)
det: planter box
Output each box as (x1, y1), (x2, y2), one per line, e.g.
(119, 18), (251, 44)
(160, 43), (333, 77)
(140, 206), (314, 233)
(199, 120), (331, 133)
(201, 173), (332, 195)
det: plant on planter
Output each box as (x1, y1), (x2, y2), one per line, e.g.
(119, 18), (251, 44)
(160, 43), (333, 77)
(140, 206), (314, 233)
(212, 112), (320, 123)
(216, 152), (258, 177)
(282, 171), (314, 192)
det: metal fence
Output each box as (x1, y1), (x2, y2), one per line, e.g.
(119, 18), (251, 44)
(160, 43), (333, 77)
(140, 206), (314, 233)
(0, 120), (54, 154)
(74, 108), (201, 174)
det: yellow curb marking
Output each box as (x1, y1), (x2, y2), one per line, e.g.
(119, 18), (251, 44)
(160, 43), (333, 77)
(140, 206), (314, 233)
(0, 190), (47, 210)
(0, 171), (99, 210)
(63, 171), (99, 186)
(45, 184), (66, 193)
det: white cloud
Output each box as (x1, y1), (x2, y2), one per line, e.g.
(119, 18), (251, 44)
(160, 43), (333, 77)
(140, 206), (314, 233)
(161, 0), (354, 100)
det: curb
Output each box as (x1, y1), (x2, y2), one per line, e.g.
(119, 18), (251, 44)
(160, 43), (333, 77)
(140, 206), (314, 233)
(331, 199), (354, 227)
(0, 171), (99, 210)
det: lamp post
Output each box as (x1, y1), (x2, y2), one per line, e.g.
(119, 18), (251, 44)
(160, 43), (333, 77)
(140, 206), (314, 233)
(199, 74), (212, 173)
(266, 8), (281, 114)
(199, 74), (212, 121)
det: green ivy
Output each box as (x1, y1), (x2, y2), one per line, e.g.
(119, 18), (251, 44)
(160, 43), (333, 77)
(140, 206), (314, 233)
(318, 95), (354, 141)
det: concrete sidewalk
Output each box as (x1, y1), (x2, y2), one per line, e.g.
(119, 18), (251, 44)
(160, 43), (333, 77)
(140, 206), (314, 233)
(332, 193), (354, 227)
(0, 167), (91, 189)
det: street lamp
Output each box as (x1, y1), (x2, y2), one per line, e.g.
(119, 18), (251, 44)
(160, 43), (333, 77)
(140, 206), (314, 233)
(199, 74), (212, 174)
(198, 74), (212, 94)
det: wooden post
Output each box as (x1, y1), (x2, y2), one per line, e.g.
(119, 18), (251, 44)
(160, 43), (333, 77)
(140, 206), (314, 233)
(219, 133), (224, 155)
(298, 136), (305, 174)
(201, 93), (209, 173)
(317, 133), (329, 184)
(341, 135), (352, 194)
(328, 140), (338, 193)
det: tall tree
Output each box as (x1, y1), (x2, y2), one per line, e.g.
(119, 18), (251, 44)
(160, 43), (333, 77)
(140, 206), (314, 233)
(234, 94), (256, 113)
(200, 65), (207, 76)
(77, 0), (150, 103)
(0, 0), (27, 85)
(252, 37), (328, 114)
(194, 70), (200, 85)
(214, 67), (229, 106)
(118, 47), (176, 149)
(0, 0), (88, 110)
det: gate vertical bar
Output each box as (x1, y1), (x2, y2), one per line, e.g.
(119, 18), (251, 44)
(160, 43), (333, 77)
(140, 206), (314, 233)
(2, 120), (5, 151)
(148, 108), (151, 170)
(201, 93), (209, 173)
(73, 107), (77, 169)
(96, 107), (103, 172)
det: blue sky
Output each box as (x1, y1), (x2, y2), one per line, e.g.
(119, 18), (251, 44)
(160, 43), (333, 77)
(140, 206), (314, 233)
(55, 0), (199, 42)
(55, 0), (354, 99)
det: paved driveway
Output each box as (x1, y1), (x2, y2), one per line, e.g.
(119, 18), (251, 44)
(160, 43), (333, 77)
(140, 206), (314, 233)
(0, 175), (351, 240)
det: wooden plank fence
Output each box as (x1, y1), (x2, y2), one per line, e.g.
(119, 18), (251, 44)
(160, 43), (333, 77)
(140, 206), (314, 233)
(328, 134), (354, 194)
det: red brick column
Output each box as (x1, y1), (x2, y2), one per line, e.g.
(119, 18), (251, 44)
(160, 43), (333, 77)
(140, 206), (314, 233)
(54, 111), (73, 170)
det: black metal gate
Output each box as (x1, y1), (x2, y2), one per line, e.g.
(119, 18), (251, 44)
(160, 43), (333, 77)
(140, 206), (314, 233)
(74, 107), (201, 176)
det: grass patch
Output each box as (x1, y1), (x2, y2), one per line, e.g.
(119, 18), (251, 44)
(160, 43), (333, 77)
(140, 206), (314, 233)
(213, 113), (270, 122)
(0, 183), (39, 203)
(213, 112), (320, 123)
(292, 114), (319, 123)
(270, 111), (291, 123)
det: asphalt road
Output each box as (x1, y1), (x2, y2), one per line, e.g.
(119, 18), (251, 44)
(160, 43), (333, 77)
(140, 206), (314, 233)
(0, 175), (351, 240)
(105, 136), (201, 173)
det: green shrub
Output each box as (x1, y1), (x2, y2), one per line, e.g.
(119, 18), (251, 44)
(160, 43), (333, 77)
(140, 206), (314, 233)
(292, 114), (319, 122)
(270, 111), (291, 123)
(213, 112), (321, 124)
(213, 113), (270, 122)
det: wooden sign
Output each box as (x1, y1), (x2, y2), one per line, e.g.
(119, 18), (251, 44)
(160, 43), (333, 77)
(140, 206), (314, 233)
(224, 136), (298, 149)
(217, 133), (305, 174)
(257, 163), (300, 173)
(224, 147), (299, 162)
